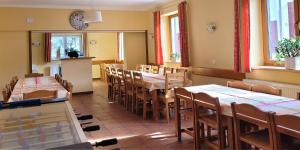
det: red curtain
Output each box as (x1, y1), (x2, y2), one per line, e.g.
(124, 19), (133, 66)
(178, 1), (190, 67)
(234, 0), (241, 72)
(154, 11), (164, 65)
(45, 32), (52, 62)
(234, 0), (251, 73)
(242, 0), (250, 72)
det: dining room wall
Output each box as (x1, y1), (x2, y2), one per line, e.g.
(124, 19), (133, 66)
(187, 0), (300, 86)
(87, 32), (118, 78)
(0, 7), (151, 99)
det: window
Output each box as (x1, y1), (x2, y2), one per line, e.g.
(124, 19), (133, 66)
(51, 33), (84, 60)
(263, 0), (299, 64)
(169, 15), (181, 62)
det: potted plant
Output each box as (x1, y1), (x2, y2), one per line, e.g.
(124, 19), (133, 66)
(275, 37), (300, 70)
(170, 53), (181, 63)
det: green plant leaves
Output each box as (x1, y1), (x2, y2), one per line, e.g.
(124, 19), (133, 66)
(275, 37), (300, 61)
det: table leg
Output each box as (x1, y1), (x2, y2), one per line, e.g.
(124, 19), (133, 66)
(175, 97), (181, 142)
(227, 116), (235, 150)
(151, 90), (159, 121)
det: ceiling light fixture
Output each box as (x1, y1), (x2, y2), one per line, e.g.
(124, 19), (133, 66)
(83, 0), (103, 23)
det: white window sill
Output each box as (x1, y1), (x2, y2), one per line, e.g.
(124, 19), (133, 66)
(252, 66), (300, 73)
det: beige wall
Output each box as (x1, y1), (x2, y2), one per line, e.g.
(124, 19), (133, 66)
(87, 32), (118, 78)
(0, 7), (151, 99)
(124, 32), (147, 70)
(188, 0), (234, 69)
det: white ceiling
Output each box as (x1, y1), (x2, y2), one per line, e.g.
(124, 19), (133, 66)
(0, 0), (175, 11)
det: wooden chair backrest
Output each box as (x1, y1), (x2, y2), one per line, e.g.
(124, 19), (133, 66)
(136, 64), (143, 71)
(193, 92), (221, 112)
(110, 67), (117, 75)
(227, 81), (252, 91)
(165, 73), (185, 90)
(23, 90), (57, 100)
(132, 71), (143, 87)
(175, 68), (188, 73)
(232, 103), (274, 149)
(174, 87), (192, 102)
(252, 84), (282, 96)
(158, 67), (165, 75)
(2, 88), (9, 102)
(124, 70), (134, 92)
(271, 114), (300, 143)
(164, 67), (173, 75)
(143, 65), (151, 73)
(66, 82), (73, 93)
(151, 65), (159, 74)
(25, 73), (44, 78)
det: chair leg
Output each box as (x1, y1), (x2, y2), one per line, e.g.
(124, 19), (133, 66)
(166, 104), (170, 123)
(143, 100), (147, 120)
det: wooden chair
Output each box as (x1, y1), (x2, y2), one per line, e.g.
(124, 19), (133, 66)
(10, 76), (18, 89)
(231, 103), (275, 150)
(133, 71), (152, 120)
(164, 67), (174, 75)
(23, 90), (58, 100)
(105, 67), (113, 102)
(159, 72), (185, 123)
(150, 65), (159, 74)
(143, 65), (152, 73)
(158, 66), (165, 75)
(193, 92), (227, 150)
(252, 84), (282, 96)
(124, 70), (135, 112)
(271, 114), (300, 150)
(117, 69), (126, 106)
(111, 67), (119, 102)
(25, 73), (44, 78)
(227, 81), (252, 91)
(174, 88), (194, 142)
(2, 88), (9, 102)
(136, 64), (143, 71)
(66, 82), (73, 100)
(297, 92), (300, 100)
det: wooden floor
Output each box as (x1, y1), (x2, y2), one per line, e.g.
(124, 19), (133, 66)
(70, 80), (194, 150)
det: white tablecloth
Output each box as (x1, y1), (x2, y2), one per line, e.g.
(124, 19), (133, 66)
(8, 76), (68, 102)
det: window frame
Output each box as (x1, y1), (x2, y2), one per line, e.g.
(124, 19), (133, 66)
(262, 0), (300, 66)
(51, 33), (84, 60)
(168, 14), (181, 62)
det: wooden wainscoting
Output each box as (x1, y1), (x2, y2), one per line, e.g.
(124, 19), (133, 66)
(192, 67), (246, 81)
(92, 59), (124, 80)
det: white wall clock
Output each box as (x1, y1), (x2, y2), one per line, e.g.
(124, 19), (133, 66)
(69, 11), (88, 30)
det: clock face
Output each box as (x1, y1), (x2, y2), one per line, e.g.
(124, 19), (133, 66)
(69, 11), (88, 30)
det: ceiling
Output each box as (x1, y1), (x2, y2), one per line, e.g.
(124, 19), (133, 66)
(0, 0), (175, 11)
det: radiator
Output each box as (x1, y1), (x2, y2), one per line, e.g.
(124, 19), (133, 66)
(243, 79), (300, 99)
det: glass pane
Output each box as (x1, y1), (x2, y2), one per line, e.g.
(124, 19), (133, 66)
(51, 34), (83, 60)
(267, 0), (296, 60)
(170, 16), (181, 62)
(51, 36), (64, 60)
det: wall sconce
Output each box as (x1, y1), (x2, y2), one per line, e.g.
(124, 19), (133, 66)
(31, 42), (40, 47)
(207, 23), (217, 33)
(26, 16), (34, 24)
(90, 40), (97, 45)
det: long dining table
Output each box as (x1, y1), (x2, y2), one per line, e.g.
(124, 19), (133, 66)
(175, 84), (300, 149)
(8, 76), (68, 102)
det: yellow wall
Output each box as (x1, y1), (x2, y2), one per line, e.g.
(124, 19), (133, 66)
(88, 32), (118, 60)
(0, 7), (151, 99)
(124, 32), (147, 70)
(188, 0), (234, 69)
(87, 32), (118, 78)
